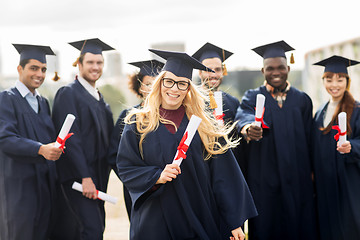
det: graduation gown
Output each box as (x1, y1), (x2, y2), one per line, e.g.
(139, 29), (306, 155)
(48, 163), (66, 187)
(0, 88), (57, 240)
(107, 104), (140, 218)
(117, 115), (257, 240)
(313, 101), (360, 240)
(235, 85), (317, 240)
(51, 79), (114, 238)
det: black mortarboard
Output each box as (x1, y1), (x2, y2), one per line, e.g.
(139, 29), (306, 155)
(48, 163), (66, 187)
(149, 49), (214, 80)
(192, 42), (233, 63)
(128, 60), (165, 77)
(313, 55), (360, 74)
(68, 38), (114, 55)
(13, 44), (55, 63)
(252, 40), (294, 59)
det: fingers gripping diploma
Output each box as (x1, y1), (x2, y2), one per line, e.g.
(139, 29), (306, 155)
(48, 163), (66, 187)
(230, 226), (245, 240)
(38, 142), (62, 161)
(247, 123), (263, 141)
(337, 140), (351, 154)
(156, 164), (181, 184)
(82, 177), (98, 200)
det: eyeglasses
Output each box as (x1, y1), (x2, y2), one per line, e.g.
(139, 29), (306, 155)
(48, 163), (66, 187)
(162, 78), (190, 91)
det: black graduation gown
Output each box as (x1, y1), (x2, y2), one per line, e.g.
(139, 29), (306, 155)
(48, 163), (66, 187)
(0, 88), (57, 240)
(313, 101), (360, 240)
(107, 104), (140, 219)
(51, 79), (114, 238)
(117, 115), (257, 240)
(235, 86), (317, 240)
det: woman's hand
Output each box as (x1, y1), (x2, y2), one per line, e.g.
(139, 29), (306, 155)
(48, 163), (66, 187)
(156, 163), (181, 184)
(337, 140), (351, 154)
(230, 226), (245, 240)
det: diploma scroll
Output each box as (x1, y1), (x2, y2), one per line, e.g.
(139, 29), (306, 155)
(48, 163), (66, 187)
(72, 182), (118, 204)
(172, 115), (202, 166)
(338, 112), (347, 146)
(213, 91), (224, 126)
(255, 94), (265, 127)
(55, 114), (76, 149)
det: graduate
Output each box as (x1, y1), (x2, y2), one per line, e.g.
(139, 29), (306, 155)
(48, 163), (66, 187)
(235, 40), (317, 240)
(312, 55), (360, 240)
(107, 59), (164, 219)
(52, 38), (115, 240)
(0, 44), (62, 240)
(116, 49), (257, 240)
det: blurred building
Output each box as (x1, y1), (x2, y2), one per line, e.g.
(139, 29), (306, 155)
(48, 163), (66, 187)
(303, 37), (360, 111)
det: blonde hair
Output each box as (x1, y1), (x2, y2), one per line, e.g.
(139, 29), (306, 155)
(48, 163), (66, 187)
(125, 71), (239, 160)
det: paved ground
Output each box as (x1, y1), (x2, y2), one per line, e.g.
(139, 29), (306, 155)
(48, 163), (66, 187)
(103, 172), (130, 240)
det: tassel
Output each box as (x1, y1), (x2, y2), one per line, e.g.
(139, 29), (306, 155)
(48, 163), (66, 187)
(209, 91), (218, 109)
(52, 71), (60, 81)
(223, 63), (228, 76)
(72, 57), (79, 67)
(290, 53), (295, 64)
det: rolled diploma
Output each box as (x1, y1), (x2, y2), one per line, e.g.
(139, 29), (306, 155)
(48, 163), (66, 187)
(338, 112), (347, 146)
(172, 115), (202, 166)
(55, 114), (76, 148)
(72, 182), (118, 204)
(255, 94), (265, 127)
(214, 91), (223, 116)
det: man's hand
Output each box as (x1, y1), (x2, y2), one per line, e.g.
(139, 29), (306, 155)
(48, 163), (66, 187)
(38, 142), (62, 161)
(247, 123), (263, 141)
(82, 177), (98, 200)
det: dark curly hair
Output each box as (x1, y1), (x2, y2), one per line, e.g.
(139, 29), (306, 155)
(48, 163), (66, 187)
(128, 72), (145, 98)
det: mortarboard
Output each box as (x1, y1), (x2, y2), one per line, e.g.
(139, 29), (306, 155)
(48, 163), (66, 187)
(313, 55), (360, 74)
(192, 42), (233, 63)
(252, 40), (295, 63)
(69, 38), (115, 66)
(149, 49), (214, 80)
(128, 60), (165, 77)
(13, 44), (55, 64)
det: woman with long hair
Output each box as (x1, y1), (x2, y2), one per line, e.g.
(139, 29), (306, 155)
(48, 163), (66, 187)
(313, 55), (360, 240)
(117, 49), (257, 240)
(107, 59), (164, 219)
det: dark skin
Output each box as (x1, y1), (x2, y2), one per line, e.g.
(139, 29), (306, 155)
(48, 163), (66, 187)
(246, 57), (290, 141)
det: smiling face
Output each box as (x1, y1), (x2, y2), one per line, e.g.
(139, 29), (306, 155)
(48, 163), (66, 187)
(78, 52), (104, 86)
(17, 59), (47, 93)
(262, 57), (289, 89)
(323, 73), (347, 102)
(199, 57), (223, 90)
(160, 71), (190, 110)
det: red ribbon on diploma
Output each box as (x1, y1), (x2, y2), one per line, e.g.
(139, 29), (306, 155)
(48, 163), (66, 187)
(56, 133), (74, 152)
(213, 110), (225, 121)
(254, 107), (269, 129)
(332, 125), (346, 141)
(175, 132), (189, 160)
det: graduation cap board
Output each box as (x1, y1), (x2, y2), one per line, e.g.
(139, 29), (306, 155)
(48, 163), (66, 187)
(192, 42), (233, 63)
(252, 40), (295, 64)
(69, 38), (115, 66)
(128, 60), (165, 77)
(13, 44), (55, 64)
(149, 49), (214, 80)
(313, 55), (360, 74)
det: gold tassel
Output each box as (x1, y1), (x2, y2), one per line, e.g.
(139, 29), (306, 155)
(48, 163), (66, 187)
(52, 71), (60, 81)
(223, 63), (228, 76)
(209, 90), (218, 109)
(290, 53), (295, 64)
(72, 57), (79, 67)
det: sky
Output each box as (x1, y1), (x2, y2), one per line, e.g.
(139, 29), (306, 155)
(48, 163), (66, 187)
(0, 0), (359, 78)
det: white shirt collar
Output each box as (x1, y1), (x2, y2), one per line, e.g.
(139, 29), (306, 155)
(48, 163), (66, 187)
(15, 80), (40, 98)
(77, 75), (100, 101)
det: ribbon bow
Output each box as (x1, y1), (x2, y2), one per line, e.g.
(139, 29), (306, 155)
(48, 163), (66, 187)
(254, 107), (269, 129)
(213, 110), (225, 121)
(175, 132), (189, 160)
(56, 133), (74, 152)
(332, 125), (346, 141)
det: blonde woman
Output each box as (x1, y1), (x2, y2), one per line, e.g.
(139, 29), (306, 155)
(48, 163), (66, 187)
(116, 49), (257, 240)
